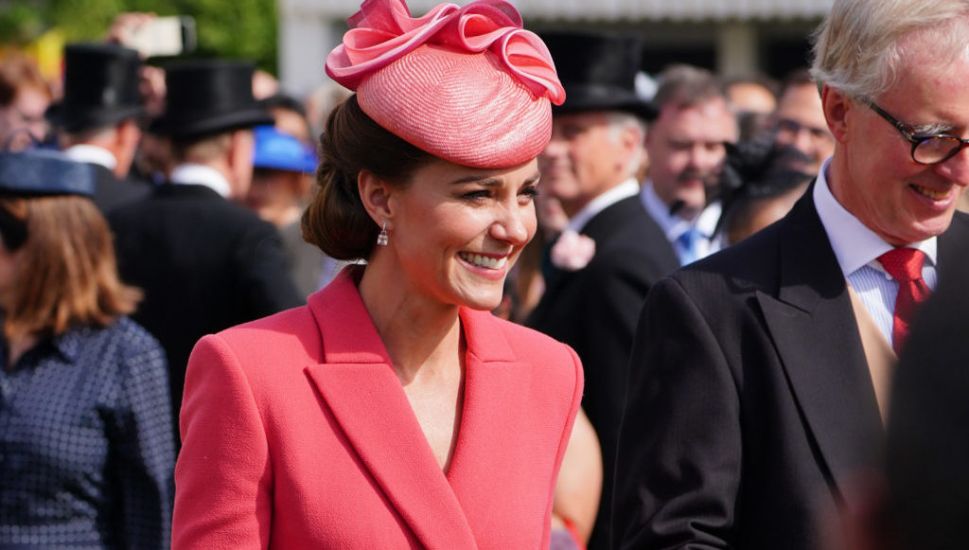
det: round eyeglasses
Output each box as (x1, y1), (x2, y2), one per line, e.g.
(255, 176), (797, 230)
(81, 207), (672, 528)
(864, 100), (969, 165)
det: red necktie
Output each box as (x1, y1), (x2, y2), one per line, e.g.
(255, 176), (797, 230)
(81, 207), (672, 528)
(877, 248), (931, 355)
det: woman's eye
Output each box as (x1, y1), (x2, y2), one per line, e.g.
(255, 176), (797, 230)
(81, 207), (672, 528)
(461, 189), (490, 200)
(520, 186), (539, 199)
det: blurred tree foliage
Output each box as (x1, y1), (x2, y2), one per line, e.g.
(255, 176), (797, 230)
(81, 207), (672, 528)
(0, 0), (279, 72)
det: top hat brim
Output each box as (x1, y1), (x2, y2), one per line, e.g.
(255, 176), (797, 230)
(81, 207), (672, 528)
(150, 108), (275, 139)
(553, 85), (657, 121)
(47, 103), (145, 133)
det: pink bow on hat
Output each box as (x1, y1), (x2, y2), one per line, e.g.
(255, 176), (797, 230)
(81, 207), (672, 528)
(326, 0), (565, 105)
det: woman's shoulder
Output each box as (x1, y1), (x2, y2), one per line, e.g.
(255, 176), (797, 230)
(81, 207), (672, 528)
(78, 315), (163, 357)
(64, 317), (168, 383)
(218, 303), (316, 340)
(195, 304), (320, 368)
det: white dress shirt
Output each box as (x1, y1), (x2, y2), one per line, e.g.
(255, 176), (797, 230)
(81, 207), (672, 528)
(640, 181), (722, 265)
(813, 158), (937, 346)
(64, 144), (117, 171)
(170, 164), (232, 199)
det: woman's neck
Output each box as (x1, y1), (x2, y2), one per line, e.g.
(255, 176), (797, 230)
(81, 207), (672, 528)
(5, 332), (38, 370)
(358, 261), (462, 385)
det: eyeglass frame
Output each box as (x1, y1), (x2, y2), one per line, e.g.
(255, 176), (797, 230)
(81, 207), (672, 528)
(863, 99), (969, 165)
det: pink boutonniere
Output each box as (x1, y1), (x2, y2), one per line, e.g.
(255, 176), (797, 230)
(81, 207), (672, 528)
(550, 230), (596, 272)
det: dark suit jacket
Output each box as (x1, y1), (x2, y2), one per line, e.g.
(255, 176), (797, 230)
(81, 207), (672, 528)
(527, 195), (679, 549)
(108, 183), (302, 420)
(89, 163), (151, 214)
(887, 249), (969, 550)
(614, 188), (969, 549)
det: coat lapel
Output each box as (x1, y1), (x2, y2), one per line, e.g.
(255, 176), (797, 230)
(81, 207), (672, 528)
(755, 192), (884, 504)
(445, 308), (535, 502)
(936, 212), (969, 284)
(303, 270), (477, 549)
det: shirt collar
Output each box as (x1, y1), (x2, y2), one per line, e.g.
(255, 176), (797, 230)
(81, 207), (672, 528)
(641, 180), (703, 241)
(696, 200), (722, 237)
(813, 157), (937, 277)
(0, 327), (82, 370)
(170, 163), (232, 198)
(64, 144), (118, 171)
(566, 178), (641, 233)
(50, 328), (83, 363)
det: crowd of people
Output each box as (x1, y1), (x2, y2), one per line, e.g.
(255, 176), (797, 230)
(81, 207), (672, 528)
(0, 0), (967, 548)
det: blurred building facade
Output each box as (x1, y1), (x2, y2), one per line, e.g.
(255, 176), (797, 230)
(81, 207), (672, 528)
(277, 0), (833, 97)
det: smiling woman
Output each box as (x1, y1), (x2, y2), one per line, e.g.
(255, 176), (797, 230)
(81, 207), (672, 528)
(172, 0), (584, 548)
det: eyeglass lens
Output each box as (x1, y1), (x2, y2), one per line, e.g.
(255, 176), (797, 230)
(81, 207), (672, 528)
(915, 137), (963, 164)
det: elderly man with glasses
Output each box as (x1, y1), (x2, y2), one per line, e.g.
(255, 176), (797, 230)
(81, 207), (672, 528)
(613, 1), (969, 549)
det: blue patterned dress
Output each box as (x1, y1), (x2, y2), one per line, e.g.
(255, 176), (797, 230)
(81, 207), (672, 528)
(0, 317), (174, 549)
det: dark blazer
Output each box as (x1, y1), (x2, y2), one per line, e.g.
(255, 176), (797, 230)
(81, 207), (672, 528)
(887, 249), (969, 550)
(527, 194), (679, 549)
(108, 183), (302, 420)
(614, 188), (969, 549)
(89, 163), (151, 214)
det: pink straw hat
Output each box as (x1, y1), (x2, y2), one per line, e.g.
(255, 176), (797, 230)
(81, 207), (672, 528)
(325, 0), (566, 169)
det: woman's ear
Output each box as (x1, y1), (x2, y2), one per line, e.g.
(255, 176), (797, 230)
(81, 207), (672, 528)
(357, 170), (394, 227)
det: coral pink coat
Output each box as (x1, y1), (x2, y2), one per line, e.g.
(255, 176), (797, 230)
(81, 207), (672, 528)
(172, 270), (583, 549)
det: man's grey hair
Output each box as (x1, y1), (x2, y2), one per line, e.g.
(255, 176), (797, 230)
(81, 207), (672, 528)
(811, 0), (969, 99)
(605, 111), (646, 179)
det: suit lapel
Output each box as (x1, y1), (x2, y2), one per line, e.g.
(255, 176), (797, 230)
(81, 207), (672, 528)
(533, 197), (636, 314)
(936, 211), (969, 284)
(580, 195), (640, 242)
(755, 192), (884, 504)
(529, 196), (669, 327)
(304, 270), (477, 548)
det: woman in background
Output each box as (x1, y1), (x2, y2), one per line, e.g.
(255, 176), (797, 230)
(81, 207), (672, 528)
(0, 150), (174, 549)
(0, 55), (52, 150)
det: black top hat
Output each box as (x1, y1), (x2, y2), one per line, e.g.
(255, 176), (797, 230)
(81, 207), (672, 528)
(151, 60), (273, 139)
(53, 43), (144, 133)
(541, 32), (656, 121)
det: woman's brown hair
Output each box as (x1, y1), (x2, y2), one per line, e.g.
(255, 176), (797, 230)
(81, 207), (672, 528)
(302, 94), (432, 260)
(0, 54), (51, 107)
(1, 195), (140, 341)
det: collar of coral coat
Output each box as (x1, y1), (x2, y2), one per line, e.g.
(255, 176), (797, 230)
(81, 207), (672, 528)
(306, 265), (518, 365)
(302, 266), (550, 548)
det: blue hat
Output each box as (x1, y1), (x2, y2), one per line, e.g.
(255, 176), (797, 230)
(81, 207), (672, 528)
(0, 150), (96, 197)
(253, 125), (318, 174)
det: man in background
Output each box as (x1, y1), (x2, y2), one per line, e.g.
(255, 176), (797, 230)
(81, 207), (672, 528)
(110, 60), (301, 425)
(772, 69), (835, 175)
(724, 75), (777, 141)
(640, 65), (738, 266)
(527, 31), (678, 550)
(55, 43), (151, 213)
